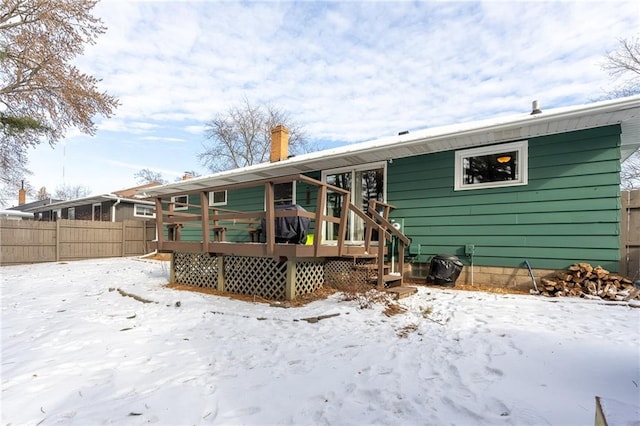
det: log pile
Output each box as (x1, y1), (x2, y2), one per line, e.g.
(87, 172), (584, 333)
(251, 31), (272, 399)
(539, 263), (638, 300)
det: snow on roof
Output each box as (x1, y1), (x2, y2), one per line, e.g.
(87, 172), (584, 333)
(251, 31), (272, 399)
(142, 95), (640, 198)
(26, 194), (154, 213)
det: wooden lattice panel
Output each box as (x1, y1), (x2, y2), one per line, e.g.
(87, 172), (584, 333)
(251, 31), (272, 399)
(224, 256), (287, 300)
(172, 252), (218, 288)
(295, 259), (324, 296)
(324, 258), (373, 292)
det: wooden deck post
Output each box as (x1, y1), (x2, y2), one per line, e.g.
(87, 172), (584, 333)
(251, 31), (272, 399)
(314, 185), (326, 257)
(265, 181), (275, 256)
(377, 230), (385, 289)
(338, 194), (349, 256)
(155, 198), (164, 252)
(200, 191), (210, 252)
(169, 252), (176, 283)
(217, 256), (225, 292)
(285, 258), (296, 300)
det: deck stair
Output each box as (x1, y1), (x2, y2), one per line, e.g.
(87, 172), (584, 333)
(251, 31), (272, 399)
(344, 199), (417, 299)
(385, 286), (418, 300)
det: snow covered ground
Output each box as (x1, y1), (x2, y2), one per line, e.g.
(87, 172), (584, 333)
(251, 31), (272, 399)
(1, 257), (639, 425)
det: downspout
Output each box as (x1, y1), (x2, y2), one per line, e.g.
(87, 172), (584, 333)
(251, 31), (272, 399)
(111, 197), (122, 222)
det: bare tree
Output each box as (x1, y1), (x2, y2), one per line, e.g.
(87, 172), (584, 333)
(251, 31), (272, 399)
(134, 168), (167, 185)
(35, 186), (50, 200)
(199, 98), (311, 172)
(621, 151), (640, 190)
(601, 36), (640, 188)
(602, 36), (640, 98)
(53, 184), (91, 201)
(0, 0), (119, 204)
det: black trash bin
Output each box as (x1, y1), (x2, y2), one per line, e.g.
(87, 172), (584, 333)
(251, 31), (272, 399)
(426, 254), (463, 286)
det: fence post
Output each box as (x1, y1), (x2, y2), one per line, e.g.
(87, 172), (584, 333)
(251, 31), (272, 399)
(121, 221), (126, 257)
(55, 219), (60, 262)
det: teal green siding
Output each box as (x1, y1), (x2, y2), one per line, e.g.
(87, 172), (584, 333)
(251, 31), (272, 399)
(172, 186), (265, 242)
(388, 126), (622, 271)
(175, 175), (323, 243)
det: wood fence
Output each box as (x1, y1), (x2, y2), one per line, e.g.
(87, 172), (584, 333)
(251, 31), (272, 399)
(621, 190), (640, 279)
(0, 219), (156, 266)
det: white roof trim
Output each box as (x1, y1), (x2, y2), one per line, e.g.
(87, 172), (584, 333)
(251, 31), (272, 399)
(26, 194), (154, 212)
(142, 95), (640, 198)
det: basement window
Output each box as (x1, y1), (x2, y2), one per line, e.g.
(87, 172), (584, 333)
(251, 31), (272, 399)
(454, 141), (528, 191)
(208, 190), (227, 206)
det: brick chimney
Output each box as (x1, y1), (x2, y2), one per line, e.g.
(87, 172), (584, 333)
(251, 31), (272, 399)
(18, 180), (26, 205)
(270, 125), (290, 163)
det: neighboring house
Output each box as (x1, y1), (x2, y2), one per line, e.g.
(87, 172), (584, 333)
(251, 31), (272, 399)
(142, 96), (640, 291)
(8, 198), (63, 221)
(27, 183), (160, 222)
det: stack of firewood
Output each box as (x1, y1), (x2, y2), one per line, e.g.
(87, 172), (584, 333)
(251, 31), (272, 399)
(538, 263), (638, 300)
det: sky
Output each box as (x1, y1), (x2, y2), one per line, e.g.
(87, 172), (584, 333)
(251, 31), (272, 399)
(2, 257), (639, 424)
(13, 0), (640, 206)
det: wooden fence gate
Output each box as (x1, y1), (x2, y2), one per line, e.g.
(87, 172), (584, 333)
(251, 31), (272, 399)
(621, 190), (640, 278)
(0, 219), (156, 266)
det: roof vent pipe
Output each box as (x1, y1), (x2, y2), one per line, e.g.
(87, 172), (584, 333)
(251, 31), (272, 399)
(531, 100), (542, 115)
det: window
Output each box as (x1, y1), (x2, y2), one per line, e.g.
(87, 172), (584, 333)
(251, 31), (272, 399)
(454, 141), (528, 191)
(93, 203), (102, 221)
(134, 204), (155, 218)
(68, 207), (75, 220)
(322, 162), (386, 242)
(208, 190), (227, 206)
(171, 195), (188, 211)
(274, 182), (295, 206)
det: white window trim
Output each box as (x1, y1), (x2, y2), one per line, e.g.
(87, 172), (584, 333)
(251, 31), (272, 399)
(92, 202), (101, 221)
(68, 206), (76, 220)
(262, 181), (297, 209)
(134, 204), (156, 218)
(454, 140), (528, 191)
(171, 195), (188, 211)
(321, 161), (388, 242)
(208, 190), (228, 206)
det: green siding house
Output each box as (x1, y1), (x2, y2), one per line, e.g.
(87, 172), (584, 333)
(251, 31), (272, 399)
(143, 96), (640, 284)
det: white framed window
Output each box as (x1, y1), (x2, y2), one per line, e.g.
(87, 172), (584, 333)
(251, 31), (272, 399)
(274, 182), (296, 206)
(134, 204), (155, 218)
(68, 207), (76, 220)
(208, 190), (227, 206)
(454, 141), (528, 191)
(321, 161), (387, 242)
(92, 203), (102, 221)
(263, 182), (296, 209)
(171, 195), (188, 211)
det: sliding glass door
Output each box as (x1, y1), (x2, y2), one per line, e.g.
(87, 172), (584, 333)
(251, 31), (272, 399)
(322, 162), (386, 243)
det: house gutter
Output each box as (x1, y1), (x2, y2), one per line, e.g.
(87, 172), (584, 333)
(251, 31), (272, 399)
(111, 197), (122, 222)
(140, 95), (640, 199)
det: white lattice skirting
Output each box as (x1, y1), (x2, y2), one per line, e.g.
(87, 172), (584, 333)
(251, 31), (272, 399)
(171, 252), (325, 300)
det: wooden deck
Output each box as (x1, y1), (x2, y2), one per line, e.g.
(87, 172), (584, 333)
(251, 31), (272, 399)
(153, 240), (381, 259)
(150, 174), (414, 297)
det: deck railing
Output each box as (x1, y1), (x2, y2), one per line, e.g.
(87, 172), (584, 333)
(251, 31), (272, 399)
(152, 174), (409, 286)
